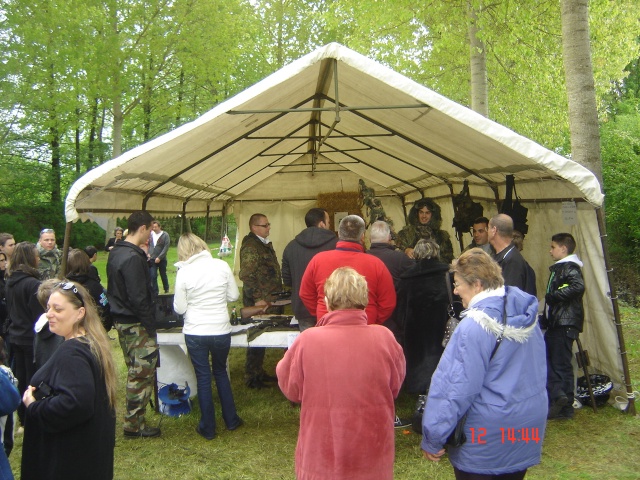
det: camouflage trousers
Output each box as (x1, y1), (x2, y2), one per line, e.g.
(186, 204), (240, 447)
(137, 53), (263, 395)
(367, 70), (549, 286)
(114, 321), (158, 431)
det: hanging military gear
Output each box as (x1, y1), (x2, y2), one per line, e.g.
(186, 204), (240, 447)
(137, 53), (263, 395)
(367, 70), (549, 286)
(500, 175), (529, 235)
(452, 180), (484, 242)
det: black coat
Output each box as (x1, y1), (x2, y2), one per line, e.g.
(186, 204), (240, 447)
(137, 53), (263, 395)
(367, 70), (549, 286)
(281, 227), (337, 320)
(106, 241), (155, 332)
(67, 272), (112, 331)
(6, 271), (43, 346)
(22, 339), (115, 480)
(396, 258), (450, 394)
(545, 259), (585, 331)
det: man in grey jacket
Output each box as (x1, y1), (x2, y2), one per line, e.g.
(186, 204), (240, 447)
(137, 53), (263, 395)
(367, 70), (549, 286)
(282, 208), (337, 330)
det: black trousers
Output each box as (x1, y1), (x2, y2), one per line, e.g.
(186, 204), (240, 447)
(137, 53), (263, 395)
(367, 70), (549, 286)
(454, 468), (527, 480)
(545, 327), (577, 404)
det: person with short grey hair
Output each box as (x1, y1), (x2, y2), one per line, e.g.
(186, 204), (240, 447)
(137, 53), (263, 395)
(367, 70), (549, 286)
(299, 215), (396, 325)
(412, 238), (440, 261)
(337, 215), (366, 242)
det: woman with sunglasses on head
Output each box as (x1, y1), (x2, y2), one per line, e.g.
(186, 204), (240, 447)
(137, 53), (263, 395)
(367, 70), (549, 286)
(5, 242), (44, 429)
(21, 281), (116, 480)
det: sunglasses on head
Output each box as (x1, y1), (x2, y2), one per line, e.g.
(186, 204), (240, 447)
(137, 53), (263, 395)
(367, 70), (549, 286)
(56, 281), (84, 306)
(40, 228), (54, 235)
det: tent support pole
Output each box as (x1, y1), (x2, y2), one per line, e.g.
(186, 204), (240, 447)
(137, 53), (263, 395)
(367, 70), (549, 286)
(595, 207), (635, 415)
(205, 204), (211, 243)
(60, 221), (73, 279)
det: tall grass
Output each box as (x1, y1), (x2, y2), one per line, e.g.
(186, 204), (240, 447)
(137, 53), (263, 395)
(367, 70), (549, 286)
(9, 245), (640, 479)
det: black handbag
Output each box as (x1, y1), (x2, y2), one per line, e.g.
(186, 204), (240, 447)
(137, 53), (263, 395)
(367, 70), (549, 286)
(443, 299), (508, 448)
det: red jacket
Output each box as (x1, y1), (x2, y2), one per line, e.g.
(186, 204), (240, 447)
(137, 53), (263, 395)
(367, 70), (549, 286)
(277, 309), (405, 480)
(299, 241), (396, 324)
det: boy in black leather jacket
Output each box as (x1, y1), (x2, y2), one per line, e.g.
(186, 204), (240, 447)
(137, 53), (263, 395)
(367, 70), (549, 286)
(544, 233), (585, 420)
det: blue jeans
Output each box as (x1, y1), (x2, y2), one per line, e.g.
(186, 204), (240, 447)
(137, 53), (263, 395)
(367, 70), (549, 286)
(185, 334), (242, 438)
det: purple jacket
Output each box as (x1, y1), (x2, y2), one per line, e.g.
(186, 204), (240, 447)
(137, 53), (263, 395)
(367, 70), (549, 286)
(422, 286), (547, 475)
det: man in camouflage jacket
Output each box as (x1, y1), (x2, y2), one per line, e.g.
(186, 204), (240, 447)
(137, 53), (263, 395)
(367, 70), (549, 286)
(396, 198), (454, 264)
(239, 213), (282, 388)
(36, 229), (62, 280)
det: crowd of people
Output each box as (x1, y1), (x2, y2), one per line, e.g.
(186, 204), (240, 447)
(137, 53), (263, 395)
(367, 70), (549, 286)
(0, 195), (587, 479)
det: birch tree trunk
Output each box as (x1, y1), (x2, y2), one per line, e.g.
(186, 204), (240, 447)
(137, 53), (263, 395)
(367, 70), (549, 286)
(561, 0), (603, 184)
(469, 3), (488, 117)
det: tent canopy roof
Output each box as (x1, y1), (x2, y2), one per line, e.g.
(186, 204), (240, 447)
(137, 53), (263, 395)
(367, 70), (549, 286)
(66, 42), (602, 222)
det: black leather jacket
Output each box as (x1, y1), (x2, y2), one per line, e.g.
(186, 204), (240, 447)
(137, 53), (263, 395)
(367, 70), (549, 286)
(106, 241), (156, 333)
(545, 258), (585, 331)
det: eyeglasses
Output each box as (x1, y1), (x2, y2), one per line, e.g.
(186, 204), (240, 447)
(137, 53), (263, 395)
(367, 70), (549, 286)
(40, 228), (54, 235)
(453, 281), (461, 288)
(57, 281), (84, 306)
(254, 223), (271, 228)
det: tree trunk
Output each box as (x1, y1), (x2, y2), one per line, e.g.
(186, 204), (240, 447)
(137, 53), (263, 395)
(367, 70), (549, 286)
(561, 0), (603, 184)
(88, 97), (98, 168)
(468, 3), (488, 117)
(113, 94), (123, 158)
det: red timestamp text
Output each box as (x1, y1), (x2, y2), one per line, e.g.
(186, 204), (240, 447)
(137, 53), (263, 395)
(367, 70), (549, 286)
(468, 427), (541, 444)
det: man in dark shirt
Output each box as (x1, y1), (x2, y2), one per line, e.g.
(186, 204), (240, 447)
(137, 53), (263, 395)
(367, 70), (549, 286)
(282, 208), (337, 331)
(107, 210), (160, 438)
(489, 214), (536, 296)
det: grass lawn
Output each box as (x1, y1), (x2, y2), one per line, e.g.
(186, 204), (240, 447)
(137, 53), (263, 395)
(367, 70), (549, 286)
(9, 244), (640, 479)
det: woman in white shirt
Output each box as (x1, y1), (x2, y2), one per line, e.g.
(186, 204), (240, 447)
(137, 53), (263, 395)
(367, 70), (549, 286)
(173, 233), (243, 440)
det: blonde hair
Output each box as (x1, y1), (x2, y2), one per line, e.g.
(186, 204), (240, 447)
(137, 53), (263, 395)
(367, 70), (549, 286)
(37, 279), (61, 309)
(323, 267), (368, 311)
(451, 248), (504, 290)
(177, 233), (209, 261)
(48, 281), (117, 409)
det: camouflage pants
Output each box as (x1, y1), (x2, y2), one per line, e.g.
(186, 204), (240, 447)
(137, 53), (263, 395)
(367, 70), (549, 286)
(114, 321), (158, 431)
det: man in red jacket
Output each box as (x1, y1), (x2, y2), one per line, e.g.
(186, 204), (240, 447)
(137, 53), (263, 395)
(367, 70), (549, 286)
(299, 215), (396, 325)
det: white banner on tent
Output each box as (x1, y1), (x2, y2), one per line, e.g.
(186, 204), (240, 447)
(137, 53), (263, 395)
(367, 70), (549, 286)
(562, 201), (578, 225)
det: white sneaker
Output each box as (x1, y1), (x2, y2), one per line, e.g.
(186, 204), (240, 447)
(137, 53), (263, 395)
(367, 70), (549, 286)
(573, 399), (582, 409)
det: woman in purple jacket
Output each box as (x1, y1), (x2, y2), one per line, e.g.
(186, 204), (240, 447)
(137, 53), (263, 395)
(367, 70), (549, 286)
(422, 249), (547, 480)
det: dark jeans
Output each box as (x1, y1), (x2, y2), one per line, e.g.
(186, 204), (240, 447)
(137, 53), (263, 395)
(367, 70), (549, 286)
(150, 257), (169, 295)
(185, 334), (242, 438)
(11, 343), (35, 426)
(545, 327), (577, 405)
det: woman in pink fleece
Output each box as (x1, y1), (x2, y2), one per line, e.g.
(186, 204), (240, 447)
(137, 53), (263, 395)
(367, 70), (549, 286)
(277, 267), (405, 480)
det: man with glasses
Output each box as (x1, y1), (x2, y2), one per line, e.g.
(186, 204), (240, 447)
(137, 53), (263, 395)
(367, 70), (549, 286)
(239, 213), (282, 389)
(107, 211), (160, 438)
(36, 229), (62, 280)
(463, 217), (495, 255)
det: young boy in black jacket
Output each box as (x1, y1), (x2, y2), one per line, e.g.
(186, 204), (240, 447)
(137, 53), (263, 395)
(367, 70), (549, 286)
(544, 233), (585, 420)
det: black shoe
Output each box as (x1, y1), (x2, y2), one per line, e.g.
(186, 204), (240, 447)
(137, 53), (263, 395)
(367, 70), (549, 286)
(195, 426), (215, 440)
(394, 416), (412, 429)
(227, 418), (244, 431)
(124, 426), (161, 438)
(260, 372), (278, 383)
(246, 378), (269, 389)
(548, 395), (569, 419)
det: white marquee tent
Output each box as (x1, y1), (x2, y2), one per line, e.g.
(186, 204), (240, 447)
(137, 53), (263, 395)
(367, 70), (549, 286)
(64, 43), (634, 410)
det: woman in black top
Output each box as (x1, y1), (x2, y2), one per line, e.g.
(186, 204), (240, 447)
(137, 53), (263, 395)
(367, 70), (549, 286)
(21, 281), (117, 480)
(5, 242), (43, 427)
